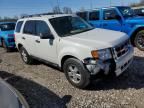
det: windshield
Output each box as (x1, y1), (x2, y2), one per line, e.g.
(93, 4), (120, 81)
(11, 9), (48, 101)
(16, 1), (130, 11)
(49, 16), (94, 37)
(0, 23), (15, 31)
(118, 7), (135, 18)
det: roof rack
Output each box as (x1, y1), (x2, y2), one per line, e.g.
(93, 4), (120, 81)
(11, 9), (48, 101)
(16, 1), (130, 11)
(21, 12), (63, 18)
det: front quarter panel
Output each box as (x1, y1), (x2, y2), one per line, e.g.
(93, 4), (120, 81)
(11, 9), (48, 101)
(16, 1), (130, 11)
(57, 39), (92, 67)
(128, 25), (144, 37)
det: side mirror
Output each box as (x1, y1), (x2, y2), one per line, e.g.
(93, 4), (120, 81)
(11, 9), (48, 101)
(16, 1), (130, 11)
(40, 33), (54, 39)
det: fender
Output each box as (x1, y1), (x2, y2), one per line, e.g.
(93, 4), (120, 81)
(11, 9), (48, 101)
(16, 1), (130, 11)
(129, 25), (144, 37)
(58, 47), (90, 67)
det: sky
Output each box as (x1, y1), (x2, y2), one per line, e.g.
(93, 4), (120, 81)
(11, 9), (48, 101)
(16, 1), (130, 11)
(0, 0), (141, 17)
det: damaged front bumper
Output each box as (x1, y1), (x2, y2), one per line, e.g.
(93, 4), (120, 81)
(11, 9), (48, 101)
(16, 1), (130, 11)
(83, 46), (134, 76)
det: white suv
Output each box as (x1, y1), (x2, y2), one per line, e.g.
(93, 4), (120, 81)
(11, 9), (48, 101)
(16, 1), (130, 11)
(15, 14), (134, 89)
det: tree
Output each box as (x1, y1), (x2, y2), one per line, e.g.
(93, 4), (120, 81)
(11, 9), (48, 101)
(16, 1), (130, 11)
(53, 6), (61, 14)
(79, 7), (86, 11)
(63, 7), (72, 14)
(20, 14), (28, 18)
(13, 15), (19, 20)
(141, 0), (144, 4)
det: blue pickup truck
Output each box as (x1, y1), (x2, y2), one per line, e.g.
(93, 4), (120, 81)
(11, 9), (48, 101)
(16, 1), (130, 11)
(77, 6), (144, 51)
(0, 22), (16, 52)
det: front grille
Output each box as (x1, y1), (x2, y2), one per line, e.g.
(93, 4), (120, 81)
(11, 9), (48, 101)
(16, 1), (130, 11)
(113, 40), (130, 59)
(121, 59), (131, 70)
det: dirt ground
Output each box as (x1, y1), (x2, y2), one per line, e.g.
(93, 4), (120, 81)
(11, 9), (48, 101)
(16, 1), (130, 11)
(0, 48), (144, 108)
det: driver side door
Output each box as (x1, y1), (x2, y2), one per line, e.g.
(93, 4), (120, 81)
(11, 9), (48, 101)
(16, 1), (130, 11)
(102, 8), (122, 31)
(34, 20), (57, 63)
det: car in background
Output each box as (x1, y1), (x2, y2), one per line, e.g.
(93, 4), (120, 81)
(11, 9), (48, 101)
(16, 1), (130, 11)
(0, 78), (29, 108)
(76, 6), (144, 51)
(133, 7), (144, 16)
(0, 22), (16, 52)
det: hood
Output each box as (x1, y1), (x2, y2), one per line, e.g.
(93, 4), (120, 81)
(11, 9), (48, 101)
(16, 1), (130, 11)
(62, 28), (129, 50)
(125, 16), (144, 24)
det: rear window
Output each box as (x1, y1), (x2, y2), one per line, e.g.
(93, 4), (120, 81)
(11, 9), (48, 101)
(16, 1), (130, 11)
(23, 21), (36, 35)
(15, 21), (23, 33)
(0, 23), (15, 31)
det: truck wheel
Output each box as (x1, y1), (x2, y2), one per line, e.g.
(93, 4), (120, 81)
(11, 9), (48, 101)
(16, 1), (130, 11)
(135, 30), (144, 51)
(63, 58), (90, 89)
(2, 40), (10, 52)
(19, 46), (33, 64)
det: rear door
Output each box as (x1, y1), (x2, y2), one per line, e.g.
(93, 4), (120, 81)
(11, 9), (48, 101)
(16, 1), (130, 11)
(102, 8), (122, 31)
(88, 10), (101, 28)
(22, 20), (37, 56)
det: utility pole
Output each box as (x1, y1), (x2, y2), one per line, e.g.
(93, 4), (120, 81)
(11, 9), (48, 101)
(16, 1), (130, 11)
(57, 0), (60, 8)
(90, 0), (93, 10)
(121, 0), (124, 6)
(110, 0), (112, 6)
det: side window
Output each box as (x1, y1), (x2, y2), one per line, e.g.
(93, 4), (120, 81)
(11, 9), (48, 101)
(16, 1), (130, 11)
(103, 9), (118, 20)
(36, 21), (50, 36)
(77, 12), (87, 20)
(89, 11), (100, 20)
(16, 21), (23, 33)
(23, 21), (35, 35)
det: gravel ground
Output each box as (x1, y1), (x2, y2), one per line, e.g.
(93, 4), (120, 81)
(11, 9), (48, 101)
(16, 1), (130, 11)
(0, 48), (144, 108)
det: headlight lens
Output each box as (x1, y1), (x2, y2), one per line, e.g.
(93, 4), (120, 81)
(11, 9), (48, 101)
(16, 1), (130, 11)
(91, 49), (112, 60)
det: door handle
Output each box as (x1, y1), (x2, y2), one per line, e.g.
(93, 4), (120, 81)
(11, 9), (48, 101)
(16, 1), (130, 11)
(22, 37), (26, 40)
(103, 23), (108, 26)
(35, 40), (40, 43)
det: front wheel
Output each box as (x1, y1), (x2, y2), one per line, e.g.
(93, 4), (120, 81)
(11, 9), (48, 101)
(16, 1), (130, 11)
(63, 58), (90, 89)
(134, 30), (144, 51)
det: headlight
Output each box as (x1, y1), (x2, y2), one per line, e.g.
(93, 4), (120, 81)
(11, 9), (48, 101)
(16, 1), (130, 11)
(91, 49), (112, 60)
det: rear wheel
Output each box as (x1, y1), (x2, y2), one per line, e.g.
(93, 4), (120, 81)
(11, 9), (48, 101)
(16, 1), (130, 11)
(19, 46), (33, 64)
(63, 58), (90, 89)
(134, 30), (144, 51)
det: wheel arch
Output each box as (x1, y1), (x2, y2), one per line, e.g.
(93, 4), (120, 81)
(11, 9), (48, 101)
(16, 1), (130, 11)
(17, 43), (23, 50)
(130, 26), (144, 45)
(60, 55), (80, 70)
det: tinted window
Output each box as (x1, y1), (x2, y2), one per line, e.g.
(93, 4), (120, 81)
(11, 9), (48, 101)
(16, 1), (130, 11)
(103, 9), (118, 20)
(89, 11), (100, 20)
(36, 21), (50, 36)
(0, 23), (15, 31)
(134, 8), (144, 16)
(16, 21), (23, 33)
(118, 7), (135, 18)
(23, 21), (35, 35)
(76, 12), (87, 20)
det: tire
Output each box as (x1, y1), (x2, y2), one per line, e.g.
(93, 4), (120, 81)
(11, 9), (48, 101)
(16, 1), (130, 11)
(2, 40), (10, 52)
(63, 58), (90, 89)
(19, 46), (33, 64)
(134, 30), (144, 51)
